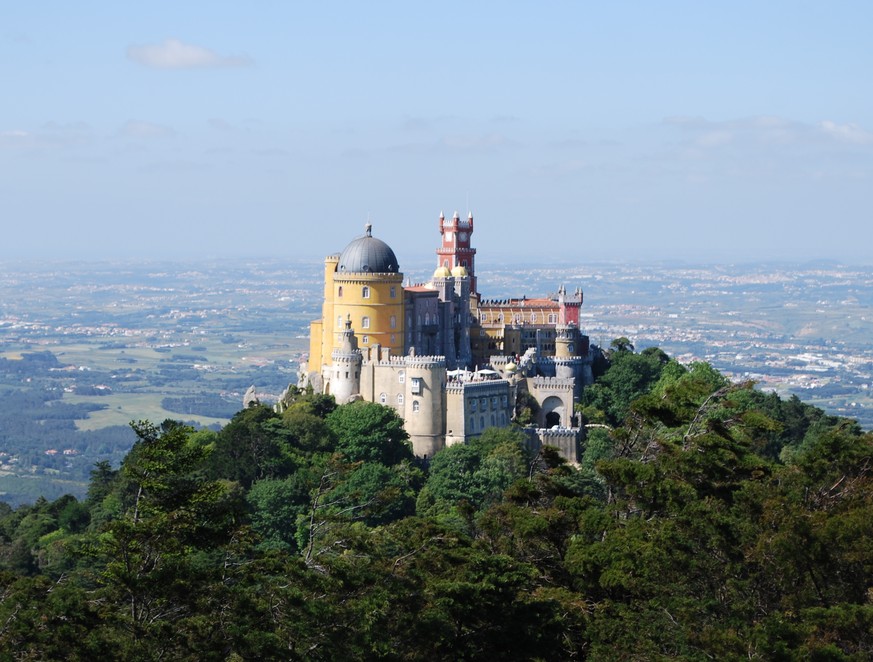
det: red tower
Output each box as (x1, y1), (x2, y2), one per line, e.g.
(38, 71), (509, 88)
(436, 210), (477, 295)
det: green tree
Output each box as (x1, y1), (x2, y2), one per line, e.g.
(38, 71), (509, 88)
(325, 401), (413, 466)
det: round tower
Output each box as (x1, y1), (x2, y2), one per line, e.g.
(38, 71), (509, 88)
(403, 356), (446, 459)
(330, 317), (363, 403)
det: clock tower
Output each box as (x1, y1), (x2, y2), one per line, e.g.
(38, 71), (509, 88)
(436, 210), (477, 295)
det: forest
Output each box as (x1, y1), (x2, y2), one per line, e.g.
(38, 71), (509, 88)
(0, 341), (871, 660)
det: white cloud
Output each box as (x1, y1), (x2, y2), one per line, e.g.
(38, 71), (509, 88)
(820, 120), (873, 145)
(119, 120), (176, 139)
(126, 38), (252, 70)
(664, 115), (873, 152)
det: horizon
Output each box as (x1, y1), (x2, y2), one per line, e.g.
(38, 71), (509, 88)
(2, 2), (871, 263)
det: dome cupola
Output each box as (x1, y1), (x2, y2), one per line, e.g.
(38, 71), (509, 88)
(337, 224), (399, 273)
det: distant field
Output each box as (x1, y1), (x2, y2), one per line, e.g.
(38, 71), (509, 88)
(0, 474), (88, 506)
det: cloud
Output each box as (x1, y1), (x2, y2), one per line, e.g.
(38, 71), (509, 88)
(663, 115), (873, 153)
(208, 118), (235, 132)
(389, 132), (518, 156)
(820, 120), (873, 145)
(0, 123), (93, 150)
(127, 38), (252, 70)
(119, 120), (176, 139)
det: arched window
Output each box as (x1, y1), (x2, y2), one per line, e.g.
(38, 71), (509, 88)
(379, 393), (387, 404)
(362, 316), (370, 329)
(390, 315), (396, 329)
(530, 312), (537, 324)
(397, 393), (404, 405)
(390, 286), (396, 298)
(337, 315), (342, 328)
(362, 286), (370, 298)
(412, 400), (420, 413)
(337, 286), (343, 297)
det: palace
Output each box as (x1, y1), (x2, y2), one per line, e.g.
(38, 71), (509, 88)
(299, 211), (594, 462)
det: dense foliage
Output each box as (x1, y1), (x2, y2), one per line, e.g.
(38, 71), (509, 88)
(1, 344), (872, 659)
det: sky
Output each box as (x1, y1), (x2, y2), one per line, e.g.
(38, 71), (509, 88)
(1, 2), (871, 264)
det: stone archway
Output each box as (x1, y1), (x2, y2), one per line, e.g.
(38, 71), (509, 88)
(541, 395), (565, 428)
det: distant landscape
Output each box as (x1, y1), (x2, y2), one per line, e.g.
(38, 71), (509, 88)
(0, 257), (870, 505)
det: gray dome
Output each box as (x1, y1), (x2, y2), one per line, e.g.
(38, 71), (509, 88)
(337, 224), (399, 273)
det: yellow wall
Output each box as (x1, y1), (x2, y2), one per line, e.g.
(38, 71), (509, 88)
(310, 255), (406, 370)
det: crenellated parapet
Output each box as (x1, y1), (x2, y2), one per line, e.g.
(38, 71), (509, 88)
(331, 348), (363, 363)
(538, 427), (579, 441)
(404, 355), (446, 369)
(531, 376), (575, 390)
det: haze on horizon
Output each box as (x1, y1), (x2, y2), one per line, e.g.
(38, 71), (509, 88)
(1, 2), (871, 265)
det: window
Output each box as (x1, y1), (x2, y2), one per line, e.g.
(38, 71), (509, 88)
(411, 377), (422, 395)
(337, 315), (343, 328)
(362, 316), (370, 329)
(412, 400), (420, 413)
(362, 335), (368, 344)
(398, 371), (405, 384)
(502, 395), (508, 407)
(491, 396), (497, 408)
(514, 314), (522, 324)
(548, 313), (557, 324)
(425, 313), (430, 325)
(470, 398), (477, 412)
(469, 416), (475, 431)
(390, 334), (396, 344)
(390, 315), (397, 329)
(397, 393), (404, 405)
(491, 414), (496, 426)
(379, 393), (387, 404)
(338, 286), (343, 297)
(462, 260), (468, 268)
(362, 286), (370, 298)
(530, 313), (537, 324)
(480, 415), (485, 429)
(390, 286), (396, 298)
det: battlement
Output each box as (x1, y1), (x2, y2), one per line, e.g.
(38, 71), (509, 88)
(537, 427), (579, 440)
(404, 355), (446, 369)
(331, 349), (362, 363)
(446, 379), (508, 395)
(531, 376), (575, 390)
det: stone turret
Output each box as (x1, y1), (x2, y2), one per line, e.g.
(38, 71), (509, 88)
(330, 316), (363, 403)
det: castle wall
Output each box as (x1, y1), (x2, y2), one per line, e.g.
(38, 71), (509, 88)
(446, 379), (512, 446)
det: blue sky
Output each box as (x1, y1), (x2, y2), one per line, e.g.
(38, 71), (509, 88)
(2, 2), (871, 264)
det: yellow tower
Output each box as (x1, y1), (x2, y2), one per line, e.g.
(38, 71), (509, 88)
(309, 224), (405, 384)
